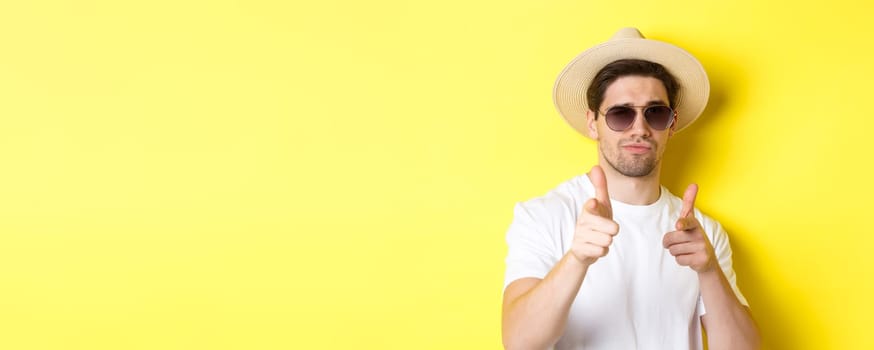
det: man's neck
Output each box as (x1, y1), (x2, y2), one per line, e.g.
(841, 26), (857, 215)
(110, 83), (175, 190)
(595, 162), (662, 205)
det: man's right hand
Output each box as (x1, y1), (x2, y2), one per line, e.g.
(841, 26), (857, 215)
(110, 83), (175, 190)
(570, 165), (619, 266)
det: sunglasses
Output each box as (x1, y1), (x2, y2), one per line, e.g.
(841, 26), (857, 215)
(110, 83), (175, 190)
(599, 105), (677, 131)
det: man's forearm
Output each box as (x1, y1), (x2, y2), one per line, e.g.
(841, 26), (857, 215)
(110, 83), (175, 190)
(502, 253), (589, 349)
(699, 269), (761, 350)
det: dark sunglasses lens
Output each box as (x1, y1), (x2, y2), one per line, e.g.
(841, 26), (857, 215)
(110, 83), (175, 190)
(604, 107), (635, 131)
(644, 106), (674, 130)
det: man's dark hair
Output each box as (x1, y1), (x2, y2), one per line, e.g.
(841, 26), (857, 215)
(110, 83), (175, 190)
(586, 59), (680, 117)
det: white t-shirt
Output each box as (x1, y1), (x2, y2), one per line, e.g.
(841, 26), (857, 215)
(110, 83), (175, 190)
(504, 173), (748, 350)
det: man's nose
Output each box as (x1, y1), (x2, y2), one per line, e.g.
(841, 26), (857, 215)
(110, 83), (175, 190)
(627, 110), (652, 136)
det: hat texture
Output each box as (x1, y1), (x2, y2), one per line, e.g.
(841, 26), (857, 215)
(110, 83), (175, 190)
(553, 28), (710, 138)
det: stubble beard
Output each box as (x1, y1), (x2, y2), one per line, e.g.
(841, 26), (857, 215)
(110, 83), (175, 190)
(600, 140), (660, 178)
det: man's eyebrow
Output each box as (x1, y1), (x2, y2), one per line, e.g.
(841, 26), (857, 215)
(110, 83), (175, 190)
(612, 100), (669, 107)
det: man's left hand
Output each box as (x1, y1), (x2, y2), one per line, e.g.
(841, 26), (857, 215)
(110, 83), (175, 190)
(663, 184), (718, 273)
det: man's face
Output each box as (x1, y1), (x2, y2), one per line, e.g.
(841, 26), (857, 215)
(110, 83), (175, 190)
(586, 75), (674, 177)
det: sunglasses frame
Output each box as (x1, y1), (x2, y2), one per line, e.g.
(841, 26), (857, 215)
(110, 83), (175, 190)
(598, 104), (678, 132)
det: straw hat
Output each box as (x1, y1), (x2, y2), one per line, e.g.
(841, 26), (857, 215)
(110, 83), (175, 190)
(553, 27), (710, 138)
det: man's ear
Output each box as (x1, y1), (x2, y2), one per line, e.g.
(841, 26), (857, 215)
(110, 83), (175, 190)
(668, 114), (678, 138)
(586, 109), (599, 139)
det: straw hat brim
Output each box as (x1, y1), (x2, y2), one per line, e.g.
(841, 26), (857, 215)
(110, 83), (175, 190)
(553, 29), (710, 138)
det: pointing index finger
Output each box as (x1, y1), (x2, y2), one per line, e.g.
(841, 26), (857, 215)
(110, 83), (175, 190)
(680, 183), (698, 218)
(589, 165), (612, 213)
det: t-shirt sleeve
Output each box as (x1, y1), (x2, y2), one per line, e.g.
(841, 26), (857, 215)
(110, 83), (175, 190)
(503, 200), (561, 292)
(696, 214), (749, 316)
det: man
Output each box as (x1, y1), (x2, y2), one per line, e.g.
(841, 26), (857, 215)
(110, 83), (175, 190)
(501, 28), (760, 349)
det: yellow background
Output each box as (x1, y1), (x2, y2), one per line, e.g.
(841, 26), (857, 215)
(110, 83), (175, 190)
(0, 0), (871, 349)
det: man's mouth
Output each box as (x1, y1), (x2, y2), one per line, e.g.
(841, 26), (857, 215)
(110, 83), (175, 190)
(621, 143), (653, 154)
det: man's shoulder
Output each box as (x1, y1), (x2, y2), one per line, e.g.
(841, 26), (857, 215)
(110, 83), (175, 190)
(516, 174), (592, 218)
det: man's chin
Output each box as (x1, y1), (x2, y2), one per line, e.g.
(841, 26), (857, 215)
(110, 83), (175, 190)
(613, 159), (657, 177)
(621, 169), (655, 178)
